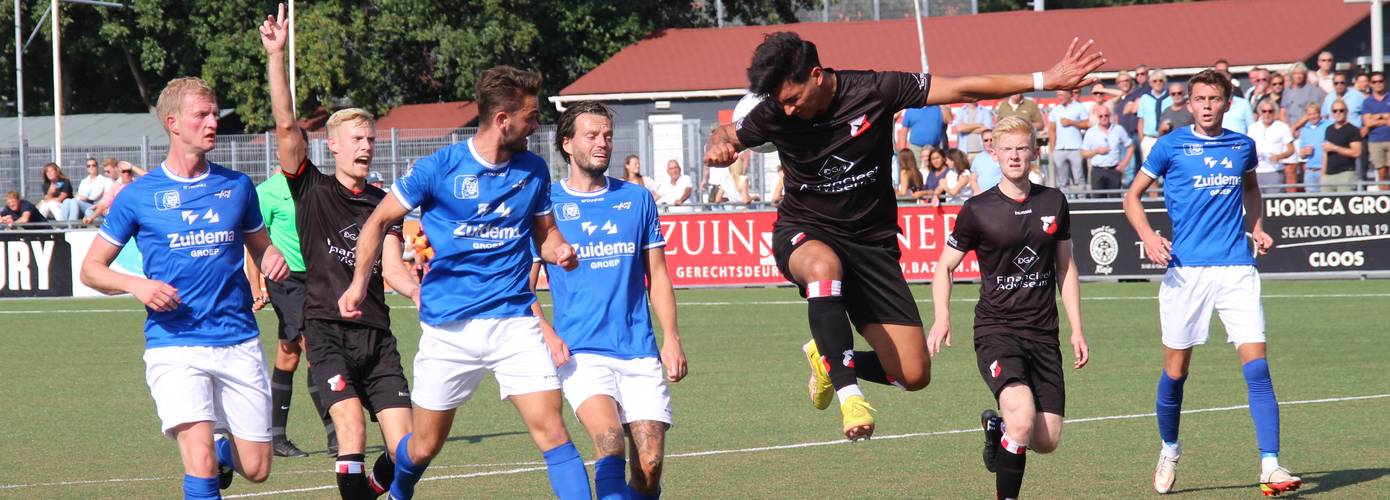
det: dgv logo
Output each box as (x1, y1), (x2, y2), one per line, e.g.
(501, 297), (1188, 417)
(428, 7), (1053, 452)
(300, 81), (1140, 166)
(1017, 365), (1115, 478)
(819, 155), (853, 179)
(1012, 246), (1039, 273)
(155, 190), (181, 210)
(454, 175), (480, 199)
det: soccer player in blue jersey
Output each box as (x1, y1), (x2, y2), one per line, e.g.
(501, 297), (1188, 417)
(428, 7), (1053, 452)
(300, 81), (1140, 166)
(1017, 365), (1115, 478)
(1123, 69), (1300, 496)
(339, 66), (587, 500)
(530, 101), (687, 500)
(79, 77), (290, 500)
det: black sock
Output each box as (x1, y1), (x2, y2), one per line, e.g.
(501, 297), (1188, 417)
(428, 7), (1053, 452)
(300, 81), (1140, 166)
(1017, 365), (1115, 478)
(335, 453), (373, 500)
(995, 437), (1027, 499)
(368, 451), (395, 496)
(807, 295), (857, 391)
(852, 350), (893, 385)
(306, 369), (336, 450)
(270, 369), (294, 441)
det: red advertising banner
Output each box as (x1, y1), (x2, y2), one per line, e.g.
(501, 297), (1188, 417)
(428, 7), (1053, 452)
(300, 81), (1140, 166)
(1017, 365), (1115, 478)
(659, 205), (981, 287)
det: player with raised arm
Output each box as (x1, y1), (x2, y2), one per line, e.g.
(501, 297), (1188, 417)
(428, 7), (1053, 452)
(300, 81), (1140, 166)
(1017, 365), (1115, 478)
(78, 76), (288, 499)
(259, 7), (418, 498)
(703, 32), (1103, 440)
(927, 116), (1089, 500)
(338, 66), (587, 500)
(529, 101), (687, 500)
(1123, 69), (1299, 497)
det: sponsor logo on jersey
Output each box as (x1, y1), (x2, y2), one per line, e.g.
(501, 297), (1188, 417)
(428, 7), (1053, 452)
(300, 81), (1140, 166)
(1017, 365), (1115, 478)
(989, 360), (1001, 378)
(849, 114), (872, 138)
(581, 220), (619, 235)
(575, 240), (636, 259)
(1203, 156), (1235, 169)
(1192, 173), (1241, 189)
(339, 224), (359, 242)
(1183, 144), (1204, 156)
(154, 190), (181, 210)
(1012, 246), (1039, 273)
(454, 175), (480, 199)
(612, 201), (632, 211)
(452, 222), (520, 240)
(912, 73), (930, 90)
(558, 202), (580, 221)
(167, 229), (236, 249)
(180, 209), (220, 225)
(1040, 215), (1057, 235)
(819, 155), (854, 179)
(215, 189), (233, 199)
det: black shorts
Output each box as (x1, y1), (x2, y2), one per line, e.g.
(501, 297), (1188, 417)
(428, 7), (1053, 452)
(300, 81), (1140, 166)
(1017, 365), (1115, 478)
(305, 319), (411, 420)
(974, 332), (1065, 416)
(266, 271), (307, 342)
(772, 225), (921, 328)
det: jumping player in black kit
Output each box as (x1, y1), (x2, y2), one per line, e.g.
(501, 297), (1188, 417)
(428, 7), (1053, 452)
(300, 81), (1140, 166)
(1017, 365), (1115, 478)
(703, 32), (1104, 440)
(261, 6), (417, 498)
(928, 116), (1090, 500)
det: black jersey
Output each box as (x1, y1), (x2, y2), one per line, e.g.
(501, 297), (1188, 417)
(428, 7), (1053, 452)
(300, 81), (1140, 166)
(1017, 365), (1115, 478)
(735, 70), (931, 241)
(947, 184), (1071, 342)
(287, 160), (403, 330)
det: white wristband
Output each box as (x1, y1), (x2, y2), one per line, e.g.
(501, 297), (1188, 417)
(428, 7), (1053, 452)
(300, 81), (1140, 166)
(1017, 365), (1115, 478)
(1032, 71), (1046, 92)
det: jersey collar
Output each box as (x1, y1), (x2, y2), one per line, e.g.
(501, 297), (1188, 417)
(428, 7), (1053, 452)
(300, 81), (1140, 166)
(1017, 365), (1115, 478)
(467, 137), (510, 170)
(160, 162), (210, 183)
(1188, 124), (1223, 140)
(561, 176), (610, 197)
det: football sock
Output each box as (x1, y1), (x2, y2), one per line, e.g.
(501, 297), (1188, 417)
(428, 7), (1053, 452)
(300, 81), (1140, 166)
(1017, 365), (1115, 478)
(213, 433), (234, 472)
(183, 474), (221, 500)
(305, 371), (335, 443)
(390, 434), (428, 500)
(851, 351), (898, 387)
(593, 455), (626, 500)
(541, 441), (592, 500)
(270, 369), (294, 441)
(1156, 369), (1187, 448)
(835, 385), (864, 405)
(335, 453), (372, 500)
(995, 435), (1027, 499)
(1261, 454), (1282, 476)
(1242, 358), (1281, 457)
(806, 281), (857, 392)
(368, 451), (395, 496)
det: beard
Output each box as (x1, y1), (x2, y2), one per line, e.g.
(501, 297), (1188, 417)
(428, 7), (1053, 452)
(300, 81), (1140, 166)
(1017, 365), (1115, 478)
(502, 133), (529, 153)
(575, 154), (611, 176)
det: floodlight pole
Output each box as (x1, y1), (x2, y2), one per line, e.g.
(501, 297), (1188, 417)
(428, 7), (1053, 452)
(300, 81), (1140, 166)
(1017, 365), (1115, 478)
(51, 0), (61, 167)
(913, 0), (928, 73)
(14, 0), (25, 196)
(1347, 0), (1385, 71)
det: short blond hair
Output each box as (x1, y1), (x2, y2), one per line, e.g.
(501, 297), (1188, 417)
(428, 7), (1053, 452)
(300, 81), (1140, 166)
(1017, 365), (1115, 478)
(155, 77), (217, 125)
(326, 108), (375, 136)
(993, 115), (1036, 146)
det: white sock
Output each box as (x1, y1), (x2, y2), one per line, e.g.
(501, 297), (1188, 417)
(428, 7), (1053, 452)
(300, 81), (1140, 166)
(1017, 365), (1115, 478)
(836, 384), (863, 405)
(1261, 455), (1281, 475)
(1161, 441), (1181, 457)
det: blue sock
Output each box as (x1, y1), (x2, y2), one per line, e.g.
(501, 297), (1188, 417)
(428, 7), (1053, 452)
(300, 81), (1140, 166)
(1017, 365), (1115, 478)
(183, 474), (220, 500)
(1243, 358), (1281, 456)
(213, 435), (233, 472)
(541, 441), (592, 500)
(593, 455), (626, 500)
(390, 433), (429, 500)
(1156, 369), (1186, 446)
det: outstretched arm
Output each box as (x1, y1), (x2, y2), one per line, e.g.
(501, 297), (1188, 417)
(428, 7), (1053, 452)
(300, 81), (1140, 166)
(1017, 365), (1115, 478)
(927, 37), (1104, 105)
(260, 3), (306, 175)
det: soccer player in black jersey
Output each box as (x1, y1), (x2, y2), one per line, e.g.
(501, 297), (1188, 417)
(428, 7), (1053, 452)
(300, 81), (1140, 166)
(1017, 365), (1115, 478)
(928, 116), (1090, 500)
(704, 32), (1104, 440)
(261, 7), (418, 498)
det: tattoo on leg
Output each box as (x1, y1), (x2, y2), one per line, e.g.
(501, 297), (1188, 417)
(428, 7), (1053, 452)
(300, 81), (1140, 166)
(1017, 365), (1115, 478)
(594, 426), (624, 457)
(625, 421), (668, 494)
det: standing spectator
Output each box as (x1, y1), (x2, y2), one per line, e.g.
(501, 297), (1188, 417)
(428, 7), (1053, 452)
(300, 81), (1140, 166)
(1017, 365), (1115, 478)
(1249, 99), (1295, 193)
(1, 190), (47, 229)
(1283, 63), (1326, 129)
(922, 147), (950, 204)
(1360, 71), (1390, 189)
(1322, 72), (1364, 126)
(62, 158), (112, 222)
(1354, 73), (1371, 96)
(1214, 59), (1234, 87)
(1224, 94), (1257, 136)
(1134, 64), (1151, 90)
(1322, 99), (1362, 192)
(1244, 67), (1271, 103)
(1115, 71), (1145, 186)
(897, 104), (951, 160)
(1293, 102), (1330, 192)
(1159, 83), (1195, 135)
(938, 148), (974, 203)
(1048, 89), (1090, 190)
(655, 159), (693, 207)
(994, 94), (1044, 133)
(1087, 83), (1125, 128)
(952, 102), (993, 161)
(1265, 73), (1288, 122)
(1082, 105), (1134, 197)
(1137, 70), (1172, 161)
(1312, 51), (1336, 93)
(972, 130), (1002, 191)
(36, 163), (73, 221)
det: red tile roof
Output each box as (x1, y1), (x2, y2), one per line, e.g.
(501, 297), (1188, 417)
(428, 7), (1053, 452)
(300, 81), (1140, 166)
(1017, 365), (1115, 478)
(374, 101), (479, 137)
(561, 0), (1365, 96)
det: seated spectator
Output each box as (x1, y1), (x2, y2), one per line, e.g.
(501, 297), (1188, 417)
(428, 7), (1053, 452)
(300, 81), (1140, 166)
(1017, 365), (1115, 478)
(922, 147), (949, 205)
(61, 158), (112, 222)
(2, 191), (47, 229)
(36, 163), (73, 221)
(1158, 83), (1194, 136)
(1249, 99), (1295, 193)
(1321, 99), (1362, 192)
(972, 130), (1002, 191)
(770, 165), (785, 205)
(1082, 105), (1134, 198)
(715, 155), (757, 205)
(1291, 102), (1328, 193)
(655, 159), (694, 208)
(81, 161), (140, 225)
(937, 148), (975, 204)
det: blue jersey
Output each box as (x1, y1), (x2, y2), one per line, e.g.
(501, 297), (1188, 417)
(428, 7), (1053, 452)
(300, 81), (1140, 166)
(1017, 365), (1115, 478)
(98, 163), (264, 348)
(545, 179), (665, 359)
(1140, 126), (1257, 268)
(393, 138), (552, 325)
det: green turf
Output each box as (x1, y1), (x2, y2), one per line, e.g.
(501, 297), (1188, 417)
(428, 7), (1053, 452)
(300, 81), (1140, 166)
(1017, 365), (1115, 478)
(2, 280), (1388, 498)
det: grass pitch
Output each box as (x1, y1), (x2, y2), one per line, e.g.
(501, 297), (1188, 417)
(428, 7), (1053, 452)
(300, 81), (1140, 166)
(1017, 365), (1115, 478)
(2, 279), (1388, 498)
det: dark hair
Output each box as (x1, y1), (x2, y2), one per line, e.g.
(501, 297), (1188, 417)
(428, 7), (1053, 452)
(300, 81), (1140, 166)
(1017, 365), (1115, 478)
(1213, 59), (1229, 66)
(747, 32), (820, 97)
(477, 65), (543, 127)
(624, 154), (639, 165)
(554, 101), (614, 164)
(944, 148), (969, 174)
(1186, 69), (1234, 100)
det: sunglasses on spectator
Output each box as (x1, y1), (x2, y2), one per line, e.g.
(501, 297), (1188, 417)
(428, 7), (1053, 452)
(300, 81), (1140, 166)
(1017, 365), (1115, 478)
(1270, 81), (1284, 86)
(1320, 57), (1333, 62)
(1334, 80), (1348, 85)
(1374, 79), (1386, 84)
(1332, 108), (1348, 113)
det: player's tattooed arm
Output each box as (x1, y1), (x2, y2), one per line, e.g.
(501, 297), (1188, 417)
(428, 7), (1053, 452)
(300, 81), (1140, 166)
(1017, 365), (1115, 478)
(260, 3), (307, 175)
(703, 124), (745, 167)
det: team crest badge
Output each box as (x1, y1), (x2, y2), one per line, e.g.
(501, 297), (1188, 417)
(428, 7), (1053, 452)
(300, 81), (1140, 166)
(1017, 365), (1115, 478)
(558, 202), (581, 221)
(154, 190), (181, 210)
(1183, 144), (1204, 156)
(989, 360), (1002, 378)
(1041, 216), (1057, 235)
(454, 175), (480, 199)
(849, 114), (872, 138)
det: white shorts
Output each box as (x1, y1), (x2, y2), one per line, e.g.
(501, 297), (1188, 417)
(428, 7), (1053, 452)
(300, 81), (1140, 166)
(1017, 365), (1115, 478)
(559, 353), (673, 425)
(143, 339), (273, 441)
(411, 316), (561, 411)
(1158, 265), (1267, 349)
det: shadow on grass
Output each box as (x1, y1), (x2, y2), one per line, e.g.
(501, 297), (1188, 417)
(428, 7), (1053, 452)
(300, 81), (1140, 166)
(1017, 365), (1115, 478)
(1170, 468), (1390, 496)
(309, 431), (531, 456)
